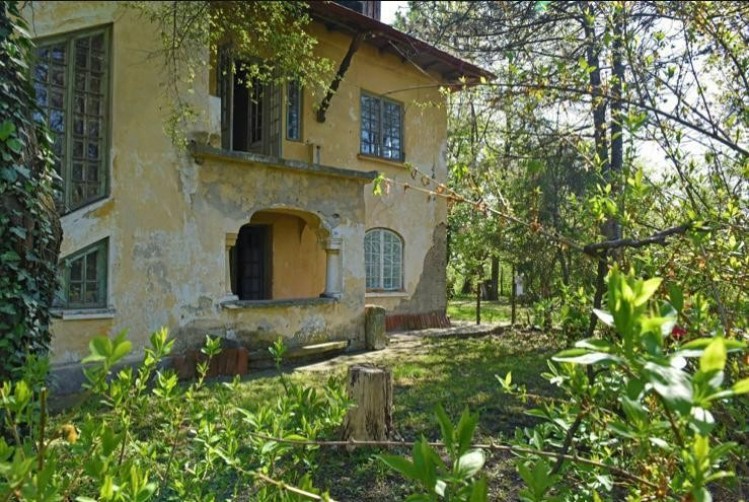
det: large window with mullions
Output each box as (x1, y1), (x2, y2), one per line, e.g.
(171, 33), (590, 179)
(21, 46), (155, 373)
(34, 27), (110, 212)
(57, 238), (109, 309)
(360, 92), (403, 161)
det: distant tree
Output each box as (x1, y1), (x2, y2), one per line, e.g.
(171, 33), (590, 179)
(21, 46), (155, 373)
(400, 1), (749, 336)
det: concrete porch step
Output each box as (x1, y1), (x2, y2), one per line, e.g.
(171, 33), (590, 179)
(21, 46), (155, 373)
(248, 340), (349, 369)
(286, 340), (349, 359)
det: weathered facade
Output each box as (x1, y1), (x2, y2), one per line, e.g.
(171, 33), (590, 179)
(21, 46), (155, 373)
(23, 1), (489, 382)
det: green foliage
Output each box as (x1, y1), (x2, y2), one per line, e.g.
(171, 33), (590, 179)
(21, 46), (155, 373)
(0, 1), (61, 381)
(0, 329), (350, 500)
(379, 406), (488, 501)
(558, 285), (590, 342)
(127, 1), (334, 145)
(398, 6), (749, 495)
(510, 268), (749, 500)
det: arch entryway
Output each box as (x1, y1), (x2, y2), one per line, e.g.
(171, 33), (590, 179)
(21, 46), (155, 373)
(229, 208), (341, 301)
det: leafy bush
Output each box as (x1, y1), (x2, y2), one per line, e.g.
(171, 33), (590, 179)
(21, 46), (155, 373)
(0, 330), (350, 500)
(509, 268), (749, 501)
(382, 269), (748, 501)
(378, 406), (488, 501)
(0, 0), (61, 381)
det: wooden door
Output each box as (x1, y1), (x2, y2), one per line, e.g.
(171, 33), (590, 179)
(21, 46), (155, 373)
(237, 225), (270, 300)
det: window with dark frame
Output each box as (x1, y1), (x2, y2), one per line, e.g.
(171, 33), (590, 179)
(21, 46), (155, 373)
(364, 228), (403, 291)
(286, 81), (302, 141)
(34, 27), (110, 213)
(59, 239), (109, 309)
(360, 92), (403, 161)
(218, 54), (282, 157)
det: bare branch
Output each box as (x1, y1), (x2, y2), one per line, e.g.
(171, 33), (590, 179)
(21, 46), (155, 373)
(247, 432), (661, 491)
(583, 222), (694, 256)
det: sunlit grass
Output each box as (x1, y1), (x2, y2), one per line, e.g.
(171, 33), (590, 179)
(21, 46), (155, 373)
(260, 328), (563, 500)
(447, 295), (533, 324)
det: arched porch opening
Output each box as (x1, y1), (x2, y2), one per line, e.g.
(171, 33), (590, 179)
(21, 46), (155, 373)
(229, 208), (340, 301)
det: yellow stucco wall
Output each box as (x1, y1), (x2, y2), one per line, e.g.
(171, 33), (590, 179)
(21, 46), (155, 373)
(282, 23), (450, 315)
(249, 211), (327, 299)
(24, 2), (450, 368)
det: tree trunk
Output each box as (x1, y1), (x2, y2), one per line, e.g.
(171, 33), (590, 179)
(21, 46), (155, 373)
(475, 280), (481, 325)
(511, 264), (517, 325)
(582, 4), (612, 343)
(461, 278), (472, 295)
(341, 364), (394, 442)
(499, 263), (504, 297)
(364, 305), (388, 350)
(488, 256), (499, 301)
(610, 4), (625, 244)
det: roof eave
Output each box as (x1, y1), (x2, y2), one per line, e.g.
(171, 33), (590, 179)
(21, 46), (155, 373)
(307, 2), (494, 85)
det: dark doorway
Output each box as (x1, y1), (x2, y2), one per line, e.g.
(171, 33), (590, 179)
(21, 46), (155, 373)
(232, 68), (264, 153)
(235, 224), (271, 300)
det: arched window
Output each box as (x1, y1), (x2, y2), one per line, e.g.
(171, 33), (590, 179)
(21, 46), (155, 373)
(365, 228), (403, 291)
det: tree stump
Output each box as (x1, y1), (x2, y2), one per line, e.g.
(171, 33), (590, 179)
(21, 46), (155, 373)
(341, 364), (393, 442)
(364, 305), (388, 350)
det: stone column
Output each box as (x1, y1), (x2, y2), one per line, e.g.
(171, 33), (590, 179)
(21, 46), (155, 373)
(223, 233), (239, 302)
(322, 237), (342, 298)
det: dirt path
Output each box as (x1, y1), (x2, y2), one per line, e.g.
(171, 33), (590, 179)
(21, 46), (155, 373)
(297, 321), (507, 373)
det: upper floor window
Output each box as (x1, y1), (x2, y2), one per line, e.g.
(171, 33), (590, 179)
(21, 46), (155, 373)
(334, 1), (381, 20)
(58, 238), (109, 309)
(219, 54), (282, 157)
(34, 28), (110, 213)
(360, 92), (403, 161)
(365, 228), (403, 291)
(286, 81), (302, 141)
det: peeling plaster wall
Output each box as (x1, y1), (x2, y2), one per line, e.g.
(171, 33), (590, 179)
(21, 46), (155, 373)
(280, 22), (450, 318)
(27, 2), (448, 367)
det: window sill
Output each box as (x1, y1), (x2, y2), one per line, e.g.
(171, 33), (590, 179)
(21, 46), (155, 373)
(366, 291), (409, 298)
(51, 308), (116, 321)
(357, 153), (407, 170)
(60, 195), (112, 219)
(220, 296), (338, 310)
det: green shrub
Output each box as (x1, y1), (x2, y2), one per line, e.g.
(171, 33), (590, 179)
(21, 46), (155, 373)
(0, 330), (350, 501)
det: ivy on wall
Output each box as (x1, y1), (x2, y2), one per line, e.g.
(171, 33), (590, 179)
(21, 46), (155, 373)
(0, 1), (62, 380)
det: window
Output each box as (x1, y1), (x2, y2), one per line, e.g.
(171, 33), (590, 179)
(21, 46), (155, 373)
(365, 229), (403, 291)
(219, 55), (282, 156)
(286, 81), (302, 141)
(59, 239), (108, 309)
(34, 28), (110, 212)
(360, 92), (403, 161)
(334, 1), (381, 19)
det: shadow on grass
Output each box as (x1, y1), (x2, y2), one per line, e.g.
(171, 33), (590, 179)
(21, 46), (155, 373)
(390, 330), (563, 440)
(312, 329), (565, 501)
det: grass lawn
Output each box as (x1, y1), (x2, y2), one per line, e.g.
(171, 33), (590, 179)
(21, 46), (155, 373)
(447, 295), (533, 325)
(232, 328), (565, 501)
